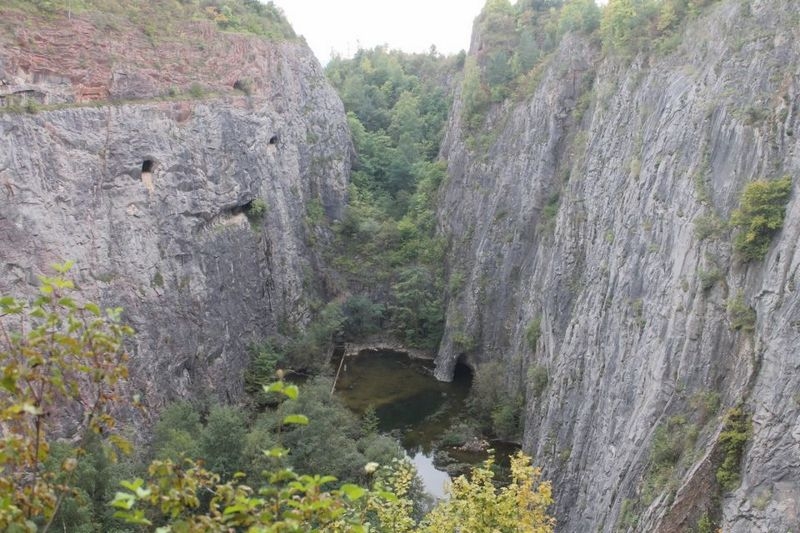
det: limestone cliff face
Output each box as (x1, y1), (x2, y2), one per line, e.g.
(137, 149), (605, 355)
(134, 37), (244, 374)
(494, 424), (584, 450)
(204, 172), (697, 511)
(0, 13), (349, 403)
(436, 0), (800, 531)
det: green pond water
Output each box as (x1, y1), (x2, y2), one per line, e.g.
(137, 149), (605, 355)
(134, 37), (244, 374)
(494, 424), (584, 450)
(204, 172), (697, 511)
(333, 350), (515, 499)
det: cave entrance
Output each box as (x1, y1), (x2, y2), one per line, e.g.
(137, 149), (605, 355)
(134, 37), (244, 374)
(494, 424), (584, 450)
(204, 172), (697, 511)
(141, 159), (155, 193)
(454, 354), (474, 386)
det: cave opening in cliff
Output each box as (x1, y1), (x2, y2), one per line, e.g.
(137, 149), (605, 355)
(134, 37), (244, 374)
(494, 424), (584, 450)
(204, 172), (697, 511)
(454, 354), (473, 383)
(231, 199), (253, 215)
(268, 135), (279, 145)
(141, 160), (155, 193)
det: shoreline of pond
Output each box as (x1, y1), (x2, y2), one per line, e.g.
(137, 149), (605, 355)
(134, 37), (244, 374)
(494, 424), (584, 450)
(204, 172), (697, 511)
(332, 349), (519, 500)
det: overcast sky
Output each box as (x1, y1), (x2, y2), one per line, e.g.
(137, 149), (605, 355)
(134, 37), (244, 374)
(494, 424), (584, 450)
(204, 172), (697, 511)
(272, 0), (489, 64)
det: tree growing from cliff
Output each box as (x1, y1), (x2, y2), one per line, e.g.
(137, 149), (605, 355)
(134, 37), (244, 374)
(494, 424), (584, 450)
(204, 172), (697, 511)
(730, 176), (793, 261)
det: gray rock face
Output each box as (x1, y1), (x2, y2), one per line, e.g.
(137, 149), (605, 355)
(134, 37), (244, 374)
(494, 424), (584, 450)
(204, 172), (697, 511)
(436, 0), (800, 531)
(0, 42), (350, 404)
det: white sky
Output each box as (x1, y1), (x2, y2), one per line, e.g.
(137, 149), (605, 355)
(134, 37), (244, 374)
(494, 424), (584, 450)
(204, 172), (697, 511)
(272, 0), (489, 64)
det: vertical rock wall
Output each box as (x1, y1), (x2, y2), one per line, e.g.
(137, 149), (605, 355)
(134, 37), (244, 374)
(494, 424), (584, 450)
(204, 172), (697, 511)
(436, 0), (800, 530)
(0, 41), (350, 403)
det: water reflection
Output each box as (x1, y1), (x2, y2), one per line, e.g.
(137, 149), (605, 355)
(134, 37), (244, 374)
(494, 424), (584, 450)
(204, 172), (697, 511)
(333, 350), (473, 498)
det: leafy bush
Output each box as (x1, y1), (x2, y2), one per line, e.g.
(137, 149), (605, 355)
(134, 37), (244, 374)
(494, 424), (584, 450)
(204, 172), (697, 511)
(0, 263), (132, 531)
(439, 421), (479, 447)
(422, 452), (555, 531)
(716, 407), (751, 492)
(558, 0), (601, 34)
(727, 291), (756, 332)
(200, 405), (247, 480)
(528, 365), (549, 398)
(730, 177), (793, 261)
(698, 268), (722, 291)
(245, 198), (267, 222)
(468, 361), (524, 439)
(243, 340), (284, 403)
(152, 402), (204, 461)
(642, 414), (698, 504)
(188, 82), (205, 98)
(526, 316), (542, 350)
(600, 0), (721, 56)
(491, 398), (524, 440)
(341, 295), (384, 339)
(694, 213), (726, 241)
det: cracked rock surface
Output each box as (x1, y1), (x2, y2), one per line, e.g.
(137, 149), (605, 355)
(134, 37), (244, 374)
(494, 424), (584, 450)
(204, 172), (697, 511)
(435, 1), (800, 531)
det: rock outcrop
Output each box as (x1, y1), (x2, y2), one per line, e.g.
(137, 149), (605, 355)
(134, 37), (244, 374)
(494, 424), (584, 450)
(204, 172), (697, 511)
(435, 0), (799, 531)
(0, 7), (350, 404)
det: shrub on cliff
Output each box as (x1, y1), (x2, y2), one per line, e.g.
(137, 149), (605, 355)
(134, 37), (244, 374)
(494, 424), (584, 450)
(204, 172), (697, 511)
(730, 176), (793, 261)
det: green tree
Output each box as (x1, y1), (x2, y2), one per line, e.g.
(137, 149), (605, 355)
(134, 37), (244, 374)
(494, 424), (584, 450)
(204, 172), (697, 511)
(0, 263), (132, 531)
(200, 405), (247, 480)
(558, 0), (601, 34)
(601, 0), (638, 51)
(152, 402), (203, 461)
(341, 295), (385, 339)
(421, 452), (555, 532)
(730, 177), (793, 261)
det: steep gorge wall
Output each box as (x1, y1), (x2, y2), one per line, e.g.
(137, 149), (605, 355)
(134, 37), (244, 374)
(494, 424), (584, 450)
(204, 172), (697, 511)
(436, 0), (800, 531)
(0, 15), (350, 404)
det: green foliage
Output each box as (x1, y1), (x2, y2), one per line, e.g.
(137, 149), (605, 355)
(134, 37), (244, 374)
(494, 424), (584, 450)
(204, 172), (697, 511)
(257, 377), (403, 483)
(438, 421), (479, 447)
(243, 341), (284, 404)
(528, 365), (549, 399)
(715, 407), (751, 492)
(600, 0), (721, 57)
(490, 398), (524, 441)
(152, 402), (203, 462)
(305, 197), (326, 227)
(558, 0), (601, 34)
(695, 512), (718, 533)
(541, 192), (561, 229)
(387, 265), (444, 349)
(617, 498), (640, 531)
(641, 414), (698, 504)
(600, 0), (639, 52)
(526, 316), (542, 351)
(115, 380), (555, 531)
(5, 0), (296, 40)
(289, 306), (344, 369)
(341, 295), (384, 340)
(694, 213), (726, 241)
(245, 198), (267, 223)
(0, 273), (557, 531)
(698, 268), (722, 291)
(150, 269), (164, 288)
(325, 48), (453, 350)
(460, 0), (585, 132)
(266, 301), (345, 372)
(468, 361), (524, 440)
(0, 263), (132, 531)
(689, 391), (721, 425)
(730, 177), (793, 261)
(451, 330), (477, 353)
(188, 82), (206, 98)
(200, 405), (247, 480)
(727, 291), (756, 332)
(422, 452), (555, 531)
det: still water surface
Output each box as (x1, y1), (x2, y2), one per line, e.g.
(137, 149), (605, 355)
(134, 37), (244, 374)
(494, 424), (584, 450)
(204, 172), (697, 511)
(333, 350), (472, 498)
